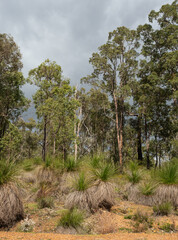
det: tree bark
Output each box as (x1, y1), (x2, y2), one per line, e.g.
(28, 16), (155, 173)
(145, 116), (150, 169)
(113, 91), (122, 167)
(42, 116), (47, 162)
(137, 115), (143, 163)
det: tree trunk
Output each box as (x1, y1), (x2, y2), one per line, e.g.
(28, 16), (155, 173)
(137, 115), (143, 163)
(113, 91), (122, 167)
(42, 116), (47, 162)
(53, 138), (56, 155)
(145, 117), (150, 169)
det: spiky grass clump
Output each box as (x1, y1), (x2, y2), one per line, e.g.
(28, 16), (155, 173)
(90, 155), (104, 168)
(58, 208), (84, 228)
(64, 157), (79, 172)
(158, 162), (178, 184)
(153, 202), (173, 216)
(126, 161), (142, 184)
(92, 161), (117, 182)
(139, 182), (157, 196)
(0, 161), (19, 185)
(73, 172), (91, 191)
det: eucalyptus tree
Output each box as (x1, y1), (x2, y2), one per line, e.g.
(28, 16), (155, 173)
(82, 27), (139, 166)
(136, 0), (178, 168)
(29, 59), (78, 162)
(0, 34), (28, 140)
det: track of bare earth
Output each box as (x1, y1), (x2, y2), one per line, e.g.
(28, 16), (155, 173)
(0, 232), (178, 240)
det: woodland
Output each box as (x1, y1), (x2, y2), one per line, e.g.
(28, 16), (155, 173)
(0, 1), (177, 237)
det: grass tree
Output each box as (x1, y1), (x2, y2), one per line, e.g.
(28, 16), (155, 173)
(0, 161), (24, 228)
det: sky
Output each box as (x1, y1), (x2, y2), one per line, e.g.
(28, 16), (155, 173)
(0, 0), (173, 98)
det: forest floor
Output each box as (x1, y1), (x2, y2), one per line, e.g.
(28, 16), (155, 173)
(0, 200), (177, 240)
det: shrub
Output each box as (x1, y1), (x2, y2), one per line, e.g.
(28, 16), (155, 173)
(159, 222), (176, 232)
(64, 157), (79, 172)
(92, 161), (117, 182)
(19, 218), (35, 232)
(132, 210), (153, 232)
(58, 208), (84, 228)
(158, 162), (178, 184)
(0, 161), (18, 185)
(73, 172), (91, 191)
(90, 155), (103, 168)
(139, 182), (157, 196)
(153, 202), (173, 216)
(126, 161), (142, 184)
(37, 197), (54, 209)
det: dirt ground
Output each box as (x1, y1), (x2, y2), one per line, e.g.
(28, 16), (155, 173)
(0, 231), (178, 240)
(0, 200), (177, 240)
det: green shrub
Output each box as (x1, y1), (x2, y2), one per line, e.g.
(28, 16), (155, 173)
(126, 161), (142, 184)
(132, 210), (153, 232)
(58, 208), (84, 228)
(153, 202), (173, 216)
(92, 161), (117, 182)
(158, 162), (178, 184)
(139, 182), (157, 196)
(73, 172), (91, 191)
(22, 159), (34, 171)
(159, 222), (176, 232)
(124, 215), (133, 219)
(90, 155), (103, 168)
(64, 157), (79, 172)
(37, 197), (54, 209)
(0, 160), (18, 185)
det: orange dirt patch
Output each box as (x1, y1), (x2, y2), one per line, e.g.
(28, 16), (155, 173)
(0, 232), (178, 240)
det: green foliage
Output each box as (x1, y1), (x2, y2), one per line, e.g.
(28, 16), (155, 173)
(22, 157), (43, 171)
(153, 202), (173, 216)
(0, 34), (29, 141)
(64, 157), (79, 172)
(37, 197), (54, 209)
(126, 161), (142, 184)
(132, 210), (153, 232)
(90, 155), (102, 168)
(92, 161), (117, 182)
(73, 172), (91, 191)
(158, 162), (178, 184)
(58, 208), (84, 228)
(139, 181), (157, 196)
(159, 222), (176, 232)
(0, 123), (23, 161)
(0, 160), (19, 185)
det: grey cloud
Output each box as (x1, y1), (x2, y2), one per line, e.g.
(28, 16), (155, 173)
(0, 0), (173, 90)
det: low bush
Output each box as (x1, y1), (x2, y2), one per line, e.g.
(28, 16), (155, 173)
(37, 197), (54, 209)
(153, 202), (173, 216)
(132, 210), (153, 232)
(58, 208), (84, 228)
(159, 222), (176, 232)
(64, 157), (79, 172)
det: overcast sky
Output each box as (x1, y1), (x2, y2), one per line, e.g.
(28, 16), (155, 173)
(0, 0), (173, 97)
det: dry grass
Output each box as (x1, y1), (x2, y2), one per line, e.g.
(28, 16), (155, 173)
(65, 191), (91, 212)
(123, 183), (178, 208)
(65, 181), (115, 213)
(0, 183), (24, 228)
(87, 181), (115, 212)
(36, 166), (58, 183)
